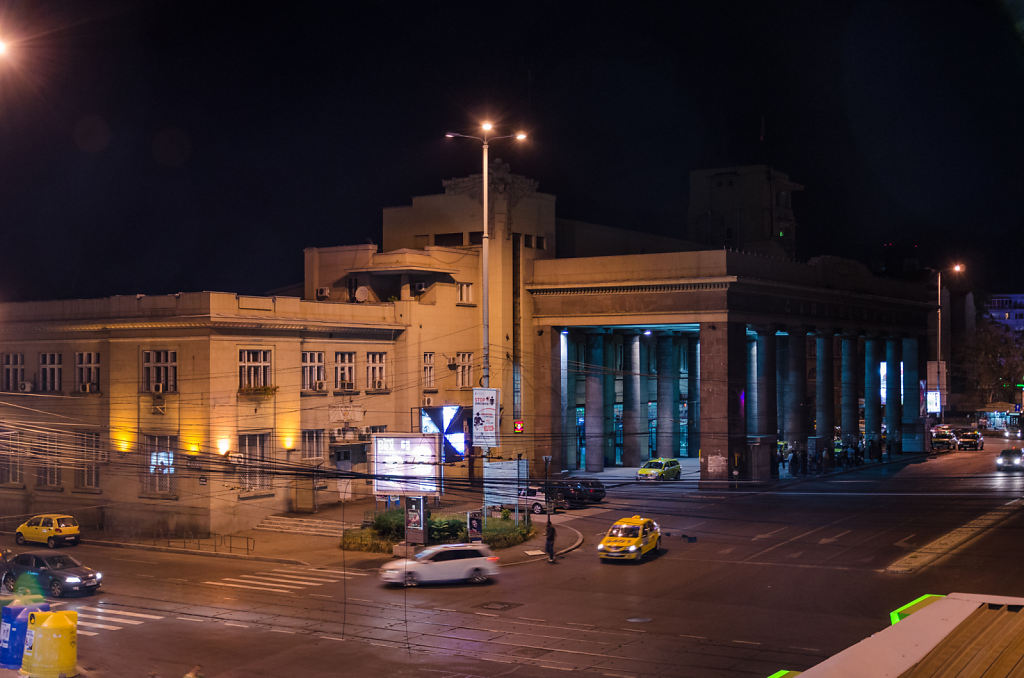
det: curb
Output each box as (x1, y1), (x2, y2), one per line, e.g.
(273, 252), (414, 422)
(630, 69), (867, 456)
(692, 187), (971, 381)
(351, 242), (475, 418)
(77, 538), (310, 565)
(500, 521), (585, 567)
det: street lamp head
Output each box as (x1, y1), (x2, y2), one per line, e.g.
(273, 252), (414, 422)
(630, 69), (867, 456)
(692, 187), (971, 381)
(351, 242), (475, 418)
(0, 40), (6, 55)
(481, 121), (493, 132)
(445, 133), (455, 138)
(953, 264), (964, 273)
(515, 132), (527, 141)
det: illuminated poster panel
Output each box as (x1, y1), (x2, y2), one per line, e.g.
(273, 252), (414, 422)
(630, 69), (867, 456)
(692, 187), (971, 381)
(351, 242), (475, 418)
(372, 434), (440, 496)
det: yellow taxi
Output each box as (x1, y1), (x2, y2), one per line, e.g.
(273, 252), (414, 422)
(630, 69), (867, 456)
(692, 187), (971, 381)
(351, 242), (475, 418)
(636, 458), (681, 481)
(597, 515), (661, 561)
(15, 514), (81, 548)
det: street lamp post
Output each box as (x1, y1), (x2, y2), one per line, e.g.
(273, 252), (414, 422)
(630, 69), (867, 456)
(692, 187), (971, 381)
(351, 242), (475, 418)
(445, 124), (527, 391)
(936, 264), (964, 423)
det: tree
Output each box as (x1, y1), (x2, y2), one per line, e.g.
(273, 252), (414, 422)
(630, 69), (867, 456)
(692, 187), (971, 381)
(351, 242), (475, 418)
(956, 317), (1024, 407)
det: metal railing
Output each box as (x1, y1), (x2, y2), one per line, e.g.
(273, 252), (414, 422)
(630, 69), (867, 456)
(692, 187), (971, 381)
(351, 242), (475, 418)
(140, 532), (255, 555)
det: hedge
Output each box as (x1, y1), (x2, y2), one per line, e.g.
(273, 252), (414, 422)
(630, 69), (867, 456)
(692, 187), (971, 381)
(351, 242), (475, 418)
(341, 510), (535, 552)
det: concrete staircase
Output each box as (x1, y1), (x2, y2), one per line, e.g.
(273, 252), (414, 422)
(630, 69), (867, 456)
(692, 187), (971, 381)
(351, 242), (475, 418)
(254, 515), (354, 537)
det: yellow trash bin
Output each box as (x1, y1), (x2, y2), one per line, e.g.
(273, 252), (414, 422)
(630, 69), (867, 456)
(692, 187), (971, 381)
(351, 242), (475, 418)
(18, 610), (77, 678)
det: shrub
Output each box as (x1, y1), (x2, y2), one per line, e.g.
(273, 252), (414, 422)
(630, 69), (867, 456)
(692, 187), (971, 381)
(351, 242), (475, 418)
(371, 509), (405, 540)
(500, 508), (511, 521)
(429, 515), (465, 543)
(340, 528), (397, 553)
(482, 519), (535, 549)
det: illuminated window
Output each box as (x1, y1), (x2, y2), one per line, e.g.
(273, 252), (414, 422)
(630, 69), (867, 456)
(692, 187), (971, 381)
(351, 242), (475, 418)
(335, 352), (355, 389)
(39, 353), (62, 392)
(74, 431), (101, 489)
(301, 351), (325, 390)
(142, 434), (176, 494)
(142, 350), (177, 392)
(423, 352), (435, 388)
(456, 352), (473, 388)
(35, 433), (62, 488)
(367, 352), (387, 390)
(301, 429), (324, 460)
(75, 352), (101, 391)
(239, 349), (272, 389)
(238, 433), (271, 491)
(457, 282), (473, 304)
(1, 353), (24, 392)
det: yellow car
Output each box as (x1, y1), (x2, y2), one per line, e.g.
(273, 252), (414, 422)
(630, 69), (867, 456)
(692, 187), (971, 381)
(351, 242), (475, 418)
(15, 514), (80, 548)
(597, 515), (661, 561)
(636, 458), (681, 481)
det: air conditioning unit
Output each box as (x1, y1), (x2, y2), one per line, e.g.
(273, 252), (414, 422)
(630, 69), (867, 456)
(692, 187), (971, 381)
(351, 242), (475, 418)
(151, 383), (164, 394)
(339, 380), (354, 391)
(315, 286), (330, 300)
(17, 382), (31, 393)
(314, 380), (327, 392)
(373, 380), (385, 390)
(412, 281), (427, 294)
(423, 396), (433, 407)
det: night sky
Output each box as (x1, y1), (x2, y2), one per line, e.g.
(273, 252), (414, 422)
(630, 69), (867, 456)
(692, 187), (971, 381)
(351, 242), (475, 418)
(1, 1), (1022, 302)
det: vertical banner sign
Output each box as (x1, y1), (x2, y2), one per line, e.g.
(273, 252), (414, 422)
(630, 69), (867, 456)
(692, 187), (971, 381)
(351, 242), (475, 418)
(473, 388), (500, 448)
(467, 510), (483, 542)
(405, 496), (425, 545)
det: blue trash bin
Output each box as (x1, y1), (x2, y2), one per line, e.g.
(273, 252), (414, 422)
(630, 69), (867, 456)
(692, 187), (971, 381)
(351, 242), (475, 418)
(0, 600), (50, 669)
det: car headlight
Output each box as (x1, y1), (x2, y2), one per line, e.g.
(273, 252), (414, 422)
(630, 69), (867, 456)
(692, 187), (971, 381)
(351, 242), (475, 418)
(597, 544), (604, 550)
(64, 576), (81, 584)
(96, 572), (102, 580)
(1015, 459), (1021, 465)
(628, 545), (638, 552)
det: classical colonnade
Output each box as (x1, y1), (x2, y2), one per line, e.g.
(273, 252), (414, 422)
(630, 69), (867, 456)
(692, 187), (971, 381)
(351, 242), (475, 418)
(560, 325), (925, 477)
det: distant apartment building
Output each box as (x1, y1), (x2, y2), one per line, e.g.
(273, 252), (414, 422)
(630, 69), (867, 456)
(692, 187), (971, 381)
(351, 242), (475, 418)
(985, 294), (1024, 332)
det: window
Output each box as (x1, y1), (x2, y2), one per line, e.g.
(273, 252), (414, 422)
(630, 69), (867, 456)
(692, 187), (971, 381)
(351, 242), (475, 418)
(301, 430), (324, 460)
(238, 433), (271, 491)
(142, 434), (176, 494)
(524, 234), (533, 248)
(535, 236), (545, 250)
(423, 352), (435, 389)
(367, 352), (387, 390)
(301, 351), (325, 390)
(142, 350), (177, 392)
(75, 352), (101, 391)
(335, 352), (355, 389)
(0, 430), (23, 484)
(1, 353), (24, 392)
(74, 431), (101, 489)
(35, 433), (61, 488)
(239, 349), (272, 389)
(457, 282), (473, 304)
(456, 352), (473, 388)
(39, 353), (62, 392)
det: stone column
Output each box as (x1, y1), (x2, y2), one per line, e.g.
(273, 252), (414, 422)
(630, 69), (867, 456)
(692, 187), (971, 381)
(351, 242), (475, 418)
(584, 332), (606, 472)
(785, 328), (808, 453)
(640, 334), (653, 461)
(776, 335), (788, 440)
(621, 333), (643, 467)
(656, 333), (678, 458)
(746, 335), (757, 436)
(699, 322), (747, 481)
(864, 336), (882, 446)
(564, 333), (581, 469)
(840, 334), (859, 445)
(885, 337), (901, 452)
(902, 336), (924, 453)
(686, 337), (700, 458)
(815, 331), (835, 444)
(755, 328), (777, 438)
(603, 334), (617, 466)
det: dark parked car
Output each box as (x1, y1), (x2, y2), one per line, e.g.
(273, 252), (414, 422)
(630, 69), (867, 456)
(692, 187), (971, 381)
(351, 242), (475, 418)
(996, 449), (1024, 472)
(547, 481), (590, 508)
(2, 551), (102, 598)
(579, 480), (606, 503)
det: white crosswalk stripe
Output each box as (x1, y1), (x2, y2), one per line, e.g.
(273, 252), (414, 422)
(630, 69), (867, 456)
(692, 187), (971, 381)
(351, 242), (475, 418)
(77, 620), (123, 631)
(60, 604), (167, 638)
(204, 581), (296, 594)
(79, 606), (164, 620)
(77, 613), (144, 625)
(203, 566), (353, 593)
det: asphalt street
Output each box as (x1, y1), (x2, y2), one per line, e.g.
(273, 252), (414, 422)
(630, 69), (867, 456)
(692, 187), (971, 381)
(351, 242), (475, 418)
(8, 442), (1024, 678)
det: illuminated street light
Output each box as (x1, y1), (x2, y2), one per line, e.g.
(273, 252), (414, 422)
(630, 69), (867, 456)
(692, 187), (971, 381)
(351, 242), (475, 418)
(444, 122), (528, 391)
(936, 263), (965, 423)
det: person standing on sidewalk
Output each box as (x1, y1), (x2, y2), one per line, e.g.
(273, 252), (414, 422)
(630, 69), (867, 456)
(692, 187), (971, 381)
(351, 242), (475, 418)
(545, 519), (557, 563)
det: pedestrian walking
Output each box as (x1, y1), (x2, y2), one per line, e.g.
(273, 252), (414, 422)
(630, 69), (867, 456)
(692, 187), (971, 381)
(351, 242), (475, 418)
(545, 520), (557, 563)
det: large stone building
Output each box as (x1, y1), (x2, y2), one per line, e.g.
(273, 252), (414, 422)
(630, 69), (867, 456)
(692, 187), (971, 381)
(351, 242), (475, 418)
(0, 164), (931, 534)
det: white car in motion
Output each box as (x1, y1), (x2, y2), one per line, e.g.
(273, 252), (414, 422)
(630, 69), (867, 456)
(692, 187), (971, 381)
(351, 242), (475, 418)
(379, 543), (500, 587)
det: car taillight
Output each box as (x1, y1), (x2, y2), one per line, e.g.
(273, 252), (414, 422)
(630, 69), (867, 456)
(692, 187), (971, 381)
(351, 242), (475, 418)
(487, 557), (499, 562)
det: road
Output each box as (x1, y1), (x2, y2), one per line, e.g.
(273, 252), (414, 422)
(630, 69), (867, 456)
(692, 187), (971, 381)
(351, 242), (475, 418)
(15, 442), (1024, 678)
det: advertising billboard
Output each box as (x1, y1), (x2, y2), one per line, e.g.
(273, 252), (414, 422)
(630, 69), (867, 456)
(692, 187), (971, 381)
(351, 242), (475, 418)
(420, 405), (470, 462)
(372, 434), (441, 497)
(473, 388), (500, 448)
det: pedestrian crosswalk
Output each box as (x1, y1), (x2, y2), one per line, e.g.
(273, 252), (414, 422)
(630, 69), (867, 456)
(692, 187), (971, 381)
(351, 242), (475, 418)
(53, 603), (165, 637)
(203, 566), (369, 595)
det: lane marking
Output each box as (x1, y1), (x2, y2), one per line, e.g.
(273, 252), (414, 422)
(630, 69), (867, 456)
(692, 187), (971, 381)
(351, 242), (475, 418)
(78, 630), (98, 636)
(272, 567), (355, 577)
(270, 629), (296, 634)
(178, 617), (205, 622)
(679, 634), (706, 640)
(321, 635), (346, 641)
(516, 616), (545, 622)
(77, 613), (144, 625)
(83, 606), (164, 619)
(818, 530), (851, 545)
(203, 581), (295, 594)
(221, 578), (308, 589)
(732, 640), (761, 646)
(893, 533), (917, 548)
(475, 612), (498, 617)
(753, 527), (786, 541)
(78, 621), (122, 631)
(224, 622), (249, 628)
(244, 574), (330, 585)
(309, 593), (334, 599)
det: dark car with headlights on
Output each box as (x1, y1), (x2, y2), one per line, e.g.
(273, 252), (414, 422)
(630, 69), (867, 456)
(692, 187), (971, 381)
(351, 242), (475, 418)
(2, 551), (102, 597)
(996, 449), (1024, 472)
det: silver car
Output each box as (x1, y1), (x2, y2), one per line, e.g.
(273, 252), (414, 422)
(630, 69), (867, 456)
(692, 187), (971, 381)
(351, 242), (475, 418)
(379, 543), (500, 587)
